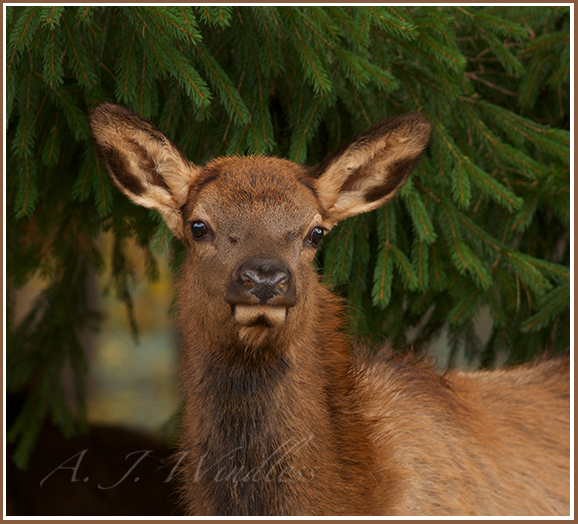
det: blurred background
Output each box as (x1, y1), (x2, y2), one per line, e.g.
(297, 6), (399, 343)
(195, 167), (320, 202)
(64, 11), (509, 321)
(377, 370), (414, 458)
(84, 236), (178, 432)
(11, 235), (179, 433)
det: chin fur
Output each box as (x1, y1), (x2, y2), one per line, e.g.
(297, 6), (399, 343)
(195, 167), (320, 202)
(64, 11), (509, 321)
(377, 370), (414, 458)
(237, 325), (271, 349)
(232, 306), (288, 353)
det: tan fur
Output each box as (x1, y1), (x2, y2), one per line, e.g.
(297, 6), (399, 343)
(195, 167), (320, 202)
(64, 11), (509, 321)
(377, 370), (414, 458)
(234, 305), (287, 326)
(315, 114), (431, 225)
(89, 104), (570, 516)
(90, 103), (201, 238)
(359, 352), (570, 515)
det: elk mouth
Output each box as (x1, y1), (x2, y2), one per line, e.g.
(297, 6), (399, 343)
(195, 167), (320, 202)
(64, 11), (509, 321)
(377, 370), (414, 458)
(232, 304), (287, 328)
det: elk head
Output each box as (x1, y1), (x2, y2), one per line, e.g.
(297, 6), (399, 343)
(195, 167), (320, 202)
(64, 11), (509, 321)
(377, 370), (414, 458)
(90, 104), (430, 354)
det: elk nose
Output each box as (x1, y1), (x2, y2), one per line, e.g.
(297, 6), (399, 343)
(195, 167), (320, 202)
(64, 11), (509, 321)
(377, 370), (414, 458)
(226, 259), (296, 307)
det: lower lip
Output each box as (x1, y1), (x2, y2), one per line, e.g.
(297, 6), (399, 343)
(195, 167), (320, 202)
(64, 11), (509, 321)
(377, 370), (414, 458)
(233, 305), (287, 327)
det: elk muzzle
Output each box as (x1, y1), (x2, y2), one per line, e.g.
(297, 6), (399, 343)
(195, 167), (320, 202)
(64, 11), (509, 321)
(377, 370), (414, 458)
(225, 258), (296, 327)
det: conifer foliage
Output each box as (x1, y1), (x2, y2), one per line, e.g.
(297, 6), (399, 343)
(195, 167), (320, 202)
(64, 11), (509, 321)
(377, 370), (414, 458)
(6, 6), (570, 467)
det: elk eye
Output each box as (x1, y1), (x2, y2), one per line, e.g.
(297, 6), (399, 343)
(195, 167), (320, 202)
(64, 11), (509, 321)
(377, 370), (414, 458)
(191, 221), (209, 240)
(309, 227), (324, 247)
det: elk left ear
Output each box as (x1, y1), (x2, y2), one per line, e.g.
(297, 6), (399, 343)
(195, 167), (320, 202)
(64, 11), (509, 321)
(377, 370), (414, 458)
(310, 114), (431, 226)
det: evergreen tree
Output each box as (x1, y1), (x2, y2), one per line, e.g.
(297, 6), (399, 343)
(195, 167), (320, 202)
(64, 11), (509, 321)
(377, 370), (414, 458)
(6, 6), (570, 468)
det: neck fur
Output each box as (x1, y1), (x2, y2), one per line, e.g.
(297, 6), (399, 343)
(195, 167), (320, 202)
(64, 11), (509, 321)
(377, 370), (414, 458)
(176, 284), (382, 515)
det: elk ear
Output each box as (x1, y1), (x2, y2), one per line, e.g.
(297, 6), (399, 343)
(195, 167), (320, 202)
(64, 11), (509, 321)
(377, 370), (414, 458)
(89, 103), (201, 239)
(310, 114), (431, 226)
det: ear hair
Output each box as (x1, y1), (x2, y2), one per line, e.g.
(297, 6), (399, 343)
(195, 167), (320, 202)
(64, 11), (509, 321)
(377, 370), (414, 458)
(310, 114), (431, 226)
(89, 103), (201, 238)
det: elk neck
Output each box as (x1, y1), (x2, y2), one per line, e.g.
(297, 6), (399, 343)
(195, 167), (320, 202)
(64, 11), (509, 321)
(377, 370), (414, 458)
(176, 278), (383, 515)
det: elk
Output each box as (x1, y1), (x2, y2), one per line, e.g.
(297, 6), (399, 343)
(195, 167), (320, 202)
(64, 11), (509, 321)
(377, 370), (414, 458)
(89, 103), (570, 516)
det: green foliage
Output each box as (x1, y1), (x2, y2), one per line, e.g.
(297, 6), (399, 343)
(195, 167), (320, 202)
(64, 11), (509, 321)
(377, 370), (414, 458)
(6, 6), (570, 467)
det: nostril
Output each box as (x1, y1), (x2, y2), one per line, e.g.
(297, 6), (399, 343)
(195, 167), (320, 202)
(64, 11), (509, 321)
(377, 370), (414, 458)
(240, 271), (255, 290)
(276, 277), (288, 294)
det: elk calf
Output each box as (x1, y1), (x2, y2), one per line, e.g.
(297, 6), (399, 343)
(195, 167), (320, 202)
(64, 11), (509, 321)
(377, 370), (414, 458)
(90, 103), (570, 516)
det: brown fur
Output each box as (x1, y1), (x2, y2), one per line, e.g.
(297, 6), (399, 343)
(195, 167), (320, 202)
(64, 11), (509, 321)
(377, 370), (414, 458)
(359, 350), (570, 515)
(90, 103), (570, 516)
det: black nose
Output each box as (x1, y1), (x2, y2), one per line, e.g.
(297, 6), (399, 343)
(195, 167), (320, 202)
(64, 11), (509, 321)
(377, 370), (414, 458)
(225, 259), (296, 307)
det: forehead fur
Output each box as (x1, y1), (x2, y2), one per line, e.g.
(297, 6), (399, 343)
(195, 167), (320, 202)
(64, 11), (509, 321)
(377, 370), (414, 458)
(187, 156), (318, 217)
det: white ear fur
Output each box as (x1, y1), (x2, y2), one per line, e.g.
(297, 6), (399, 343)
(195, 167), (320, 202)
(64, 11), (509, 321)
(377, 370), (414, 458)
(313, 114), (431, 226)
(89, 103), (201, 239)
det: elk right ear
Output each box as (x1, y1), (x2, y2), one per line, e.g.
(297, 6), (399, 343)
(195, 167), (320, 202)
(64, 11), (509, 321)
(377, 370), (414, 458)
(310, 114), (431, 227)
(89, 103), (201, 239)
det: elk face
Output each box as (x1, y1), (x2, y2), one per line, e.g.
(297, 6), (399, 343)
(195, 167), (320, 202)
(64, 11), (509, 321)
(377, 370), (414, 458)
(90, 103), (430, 349)
(179, 156), (325, 343)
